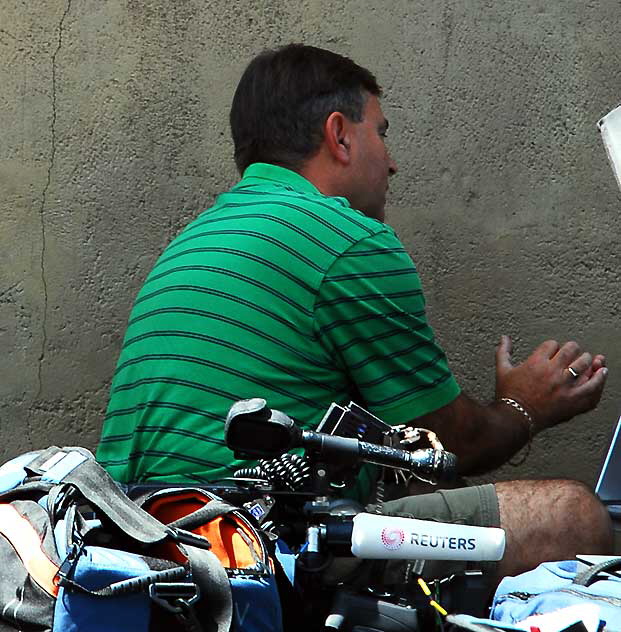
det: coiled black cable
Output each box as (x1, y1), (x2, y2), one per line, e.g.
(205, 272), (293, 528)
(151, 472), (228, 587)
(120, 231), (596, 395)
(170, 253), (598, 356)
(233, 454), (311, 491)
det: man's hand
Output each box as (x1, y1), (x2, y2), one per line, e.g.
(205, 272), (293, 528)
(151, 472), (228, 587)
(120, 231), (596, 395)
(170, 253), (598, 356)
(495, 335), (608, 433)
(408, 335), (608, 474)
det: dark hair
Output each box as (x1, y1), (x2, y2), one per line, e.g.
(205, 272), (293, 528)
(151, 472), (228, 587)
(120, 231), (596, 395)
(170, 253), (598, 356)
(230, 44), (381, 174)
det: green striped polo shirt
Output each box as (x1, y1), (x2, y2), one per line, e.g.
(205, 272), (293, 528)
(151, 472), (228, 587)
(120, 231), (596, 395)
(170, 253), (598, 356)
(97, 163), (460, 485)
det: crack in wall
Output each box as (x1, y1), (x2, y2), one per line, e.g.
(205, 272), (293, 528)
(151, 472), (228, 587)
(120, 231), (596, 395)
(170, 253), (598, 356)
(0, 27), (21, 43)
(32, 0), (73, 446)
(441, 0), (454, 77)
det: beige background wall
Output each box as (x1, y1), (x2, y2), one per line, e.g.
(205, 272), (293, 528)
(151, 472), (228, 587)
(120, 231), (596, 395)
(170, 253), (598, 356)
(1, 1), (620, 486)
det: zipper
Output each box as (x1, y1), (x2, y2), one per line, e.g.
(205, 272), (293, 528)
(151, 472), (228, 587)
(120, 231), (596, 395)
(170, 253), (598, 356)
(506, 591), (535, 601)
(506, 587), (621, 607)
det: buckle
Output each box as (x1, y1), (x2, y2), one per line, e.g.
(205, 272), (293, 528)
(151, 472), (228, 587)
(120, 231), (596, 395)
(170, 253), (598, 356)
(55, 541), (84, 587)
(148, 582), (200, 613)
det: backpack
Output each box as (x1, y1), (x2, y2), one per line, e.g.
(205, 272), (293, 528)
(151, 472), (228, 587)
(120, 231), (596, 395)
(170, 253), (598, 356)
(0, 446), (234, 632)
(490, 557), (621, 630)
(136, 487), (284, 632)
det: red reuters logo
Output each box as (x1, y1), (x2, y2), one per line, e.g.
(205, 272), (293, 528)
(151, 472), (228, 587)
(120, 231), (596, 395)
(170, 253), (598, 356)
(381, 527), (405, 550)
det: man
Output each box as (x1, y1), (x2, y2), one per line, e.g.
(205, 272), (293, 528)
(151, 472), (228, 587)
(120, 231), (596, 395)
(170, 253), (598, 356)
(97, 44), (611, 578)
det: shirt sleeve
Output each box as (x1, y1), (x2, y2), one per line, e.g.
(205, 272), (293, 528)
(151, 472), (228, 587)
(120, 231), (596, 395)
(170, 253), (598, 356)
(313, 227), (460, 425)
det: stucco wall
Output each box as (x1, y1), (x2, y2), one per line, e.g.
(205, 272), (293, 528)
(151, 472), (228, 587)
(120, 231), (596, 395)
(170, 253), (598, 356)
(1, 0), (620, 486)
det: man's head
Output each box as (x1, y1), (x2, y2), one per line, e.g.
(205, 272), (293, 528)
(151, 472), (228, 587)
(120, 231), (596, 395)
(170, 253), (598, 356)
(230, 44), (397, 220)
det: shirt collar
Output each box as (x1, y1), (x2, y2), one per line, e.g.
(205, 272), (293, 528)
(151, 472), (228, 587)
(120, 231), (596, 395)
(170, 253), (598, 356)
(235, 162), (324, 197)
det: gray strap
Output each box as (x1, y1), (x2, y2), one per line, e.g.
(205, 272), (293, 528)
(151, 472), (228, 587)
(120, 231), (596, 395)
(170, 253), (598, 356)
(62, 457), (170, 544)
(168, 500), (237, 531)
(60, 566), (188, 598)
(182, 544), (233, 632)
(14, 446), (169, 545)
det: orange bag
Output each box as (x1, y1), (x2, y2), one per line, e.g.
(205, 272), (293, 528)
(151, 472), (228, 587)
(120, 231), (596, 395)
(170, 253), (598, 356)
(138, 488), (284, 632)
(142, 489), (270, 571)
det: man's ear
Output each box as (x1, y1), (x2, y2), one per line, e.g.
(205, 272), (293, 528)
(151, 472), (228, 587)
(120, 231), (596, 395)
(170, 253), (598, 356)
(323, 112), (352, 165)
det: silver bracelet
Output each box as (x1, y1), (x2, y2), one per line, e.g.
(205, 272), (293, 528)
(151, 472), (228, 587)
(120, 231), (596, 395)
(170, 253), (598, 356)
(499, 397), (535, 466)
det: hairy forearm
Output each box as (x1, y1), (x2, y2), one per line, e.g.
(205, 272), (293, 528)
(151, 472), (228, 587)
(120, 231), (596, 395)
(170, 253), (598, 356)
(413, 393), (531, 475)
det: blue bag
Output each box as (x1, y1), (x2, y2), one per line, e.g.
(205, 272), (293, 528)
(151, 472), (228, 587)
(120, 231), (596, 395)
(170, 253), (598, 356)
(0, 446), (233, 632)
(490, 557), (621, 630)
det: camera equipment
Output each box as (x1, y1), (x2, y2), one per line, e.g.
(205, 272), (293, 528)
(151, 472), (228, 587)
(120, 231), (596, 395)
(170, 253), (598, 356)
(224, 398), (504, 631)
(225, 398), (457, 484)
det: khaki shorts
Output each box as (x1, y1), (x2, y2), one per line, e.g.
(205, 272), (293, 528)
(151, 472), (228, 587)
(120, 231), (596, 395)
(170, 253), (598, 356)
(329, 483), (500, 587)
(373, 483), (501, 582)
